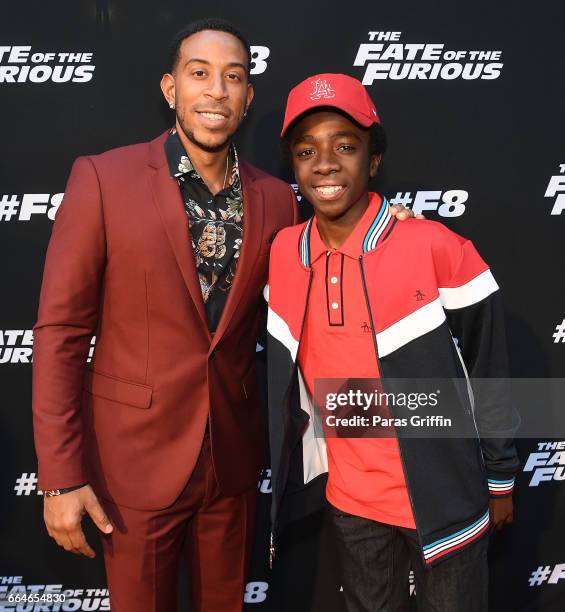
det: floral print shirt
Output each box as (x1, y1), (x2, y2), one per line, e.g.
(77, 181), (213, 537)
(165, 128), (244, 332)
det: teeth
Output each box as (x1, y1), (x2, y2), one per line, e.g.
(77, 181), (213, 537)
(200, 112), (225, 120)
(315, 185), (344, 195)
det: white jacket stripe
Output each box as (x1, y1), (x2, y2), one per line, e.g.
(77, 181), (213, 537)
(267, 307), (299, 361)
(439, 269), (498, 310)
(298, 370), (328, 484)
(376, 298), (446, 358)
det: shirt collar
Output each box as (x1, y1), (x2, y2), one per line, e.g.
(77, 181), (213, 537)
(164, 127), (240, 188)
(308, 193), (386, 264)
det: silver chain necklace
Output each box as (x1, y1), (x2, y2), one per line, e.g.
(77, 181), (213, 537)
(222, 150), (230, 190)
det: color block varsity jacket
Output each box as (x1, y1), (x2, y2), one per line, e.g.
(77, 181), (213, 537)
(266, 196), (520, 567)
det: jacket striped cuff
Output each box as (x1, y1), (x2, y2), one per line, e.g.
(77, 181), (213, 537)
(422, 509), (490, 565)
(488, 476), (515, 496)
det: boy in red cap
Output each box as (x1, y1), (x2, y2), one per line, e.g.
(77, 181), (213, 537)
(266, 74), (519, 611)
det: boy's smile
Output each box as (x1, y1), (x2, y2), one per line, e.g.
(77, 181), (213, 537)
(313, 184), (346, 200)
(289, 110), (380, 245)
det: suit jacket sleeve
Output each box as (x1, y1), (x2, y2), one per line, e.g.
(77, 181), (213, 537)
(435, 229), (520, 498)
(33, 156), (106, 490)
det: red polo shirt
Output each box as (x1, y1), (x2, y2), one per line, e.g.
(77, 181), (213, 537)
(298, 193), (415, 528)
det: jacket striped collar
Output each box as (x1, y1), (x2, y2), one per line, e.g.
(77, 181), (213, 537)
(299, 195), (393, 267)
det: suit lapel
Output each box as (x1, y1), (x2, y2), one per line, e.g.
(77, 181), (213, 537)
(148, 133), (210, 333)
(211, 162), (265, 349)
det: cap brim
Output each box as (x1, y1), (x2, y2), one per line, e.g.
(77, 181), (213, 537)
(281, 101), (375, 137)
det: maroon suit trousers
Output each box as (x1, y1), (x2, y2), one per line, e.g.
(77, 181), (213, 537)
(100, 433), (256, 612)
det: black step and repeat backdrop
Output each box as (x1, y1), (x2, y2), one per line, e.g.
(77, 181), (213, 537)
(1, 1), (564, 611)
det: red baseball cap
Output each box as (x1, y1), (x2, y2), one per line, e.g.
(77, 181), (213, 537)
(281, 73), (381, 137)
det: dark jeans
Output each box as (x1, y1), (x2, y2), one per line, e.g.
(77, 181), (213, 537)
(329, 504), (488, 612)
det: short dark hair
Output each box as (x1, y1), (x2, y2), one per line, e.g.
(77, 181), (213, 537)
(169, 17), (252, 74)
(280, 109), (388, 165)
(368, 122), (387, 156)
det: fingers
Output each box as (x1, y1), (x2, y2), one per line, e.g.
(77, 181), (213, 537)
(68, 526), (96, 558)
(491, 511), (513, 532)
(49, 520), (88, 555)
(59, 532), (78, 554)
(43, 486), (109, 557)
(385, 204), (427, 219)
(85, 497), (113, 534)
(389, 204), (418, 220)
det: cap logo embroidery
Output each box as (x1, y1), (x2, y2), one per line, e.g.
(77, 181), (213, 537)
(309, 78), (335, 100)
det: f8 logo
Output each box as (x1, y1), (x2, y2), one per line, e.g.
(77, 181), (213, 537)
(244, 582), (268, 603)
(411, 190), (468, 217)
(250, 46), (270, 75)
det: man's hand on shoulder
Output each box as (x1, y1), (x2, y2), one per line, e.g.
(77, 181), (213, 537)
(44, 484), (113, 558)
(489, 496), (513, 532)
(389, 203), (425, 220)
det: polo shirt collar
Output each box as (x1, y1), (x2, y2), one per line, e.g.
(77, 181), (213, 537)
(304, 193), (389, 266)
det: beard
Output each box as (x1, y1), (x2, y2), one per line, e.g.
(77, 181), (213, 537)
(177, 109), (240, 154)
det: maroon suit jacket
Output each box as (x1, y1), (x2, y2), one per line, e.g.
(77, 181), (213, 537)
(32, 130), (298, 510)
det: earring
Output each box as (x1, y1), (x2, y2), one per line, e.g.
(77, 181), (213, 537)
(243, 108), (248, 117)
(169, 102), (175, 109)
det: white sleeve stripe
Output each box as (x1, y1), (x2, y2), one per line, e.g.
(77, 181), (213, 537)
(377, 297), (446, 358)
(439, 269), (499, 311)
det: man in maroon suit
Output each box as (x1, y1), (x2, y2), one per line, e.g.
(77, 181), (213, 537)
(32, 17), (413, 612)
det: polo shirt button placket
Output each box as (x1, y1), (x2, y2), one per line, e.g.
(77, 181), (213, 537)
(327, 252), (344, 326)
